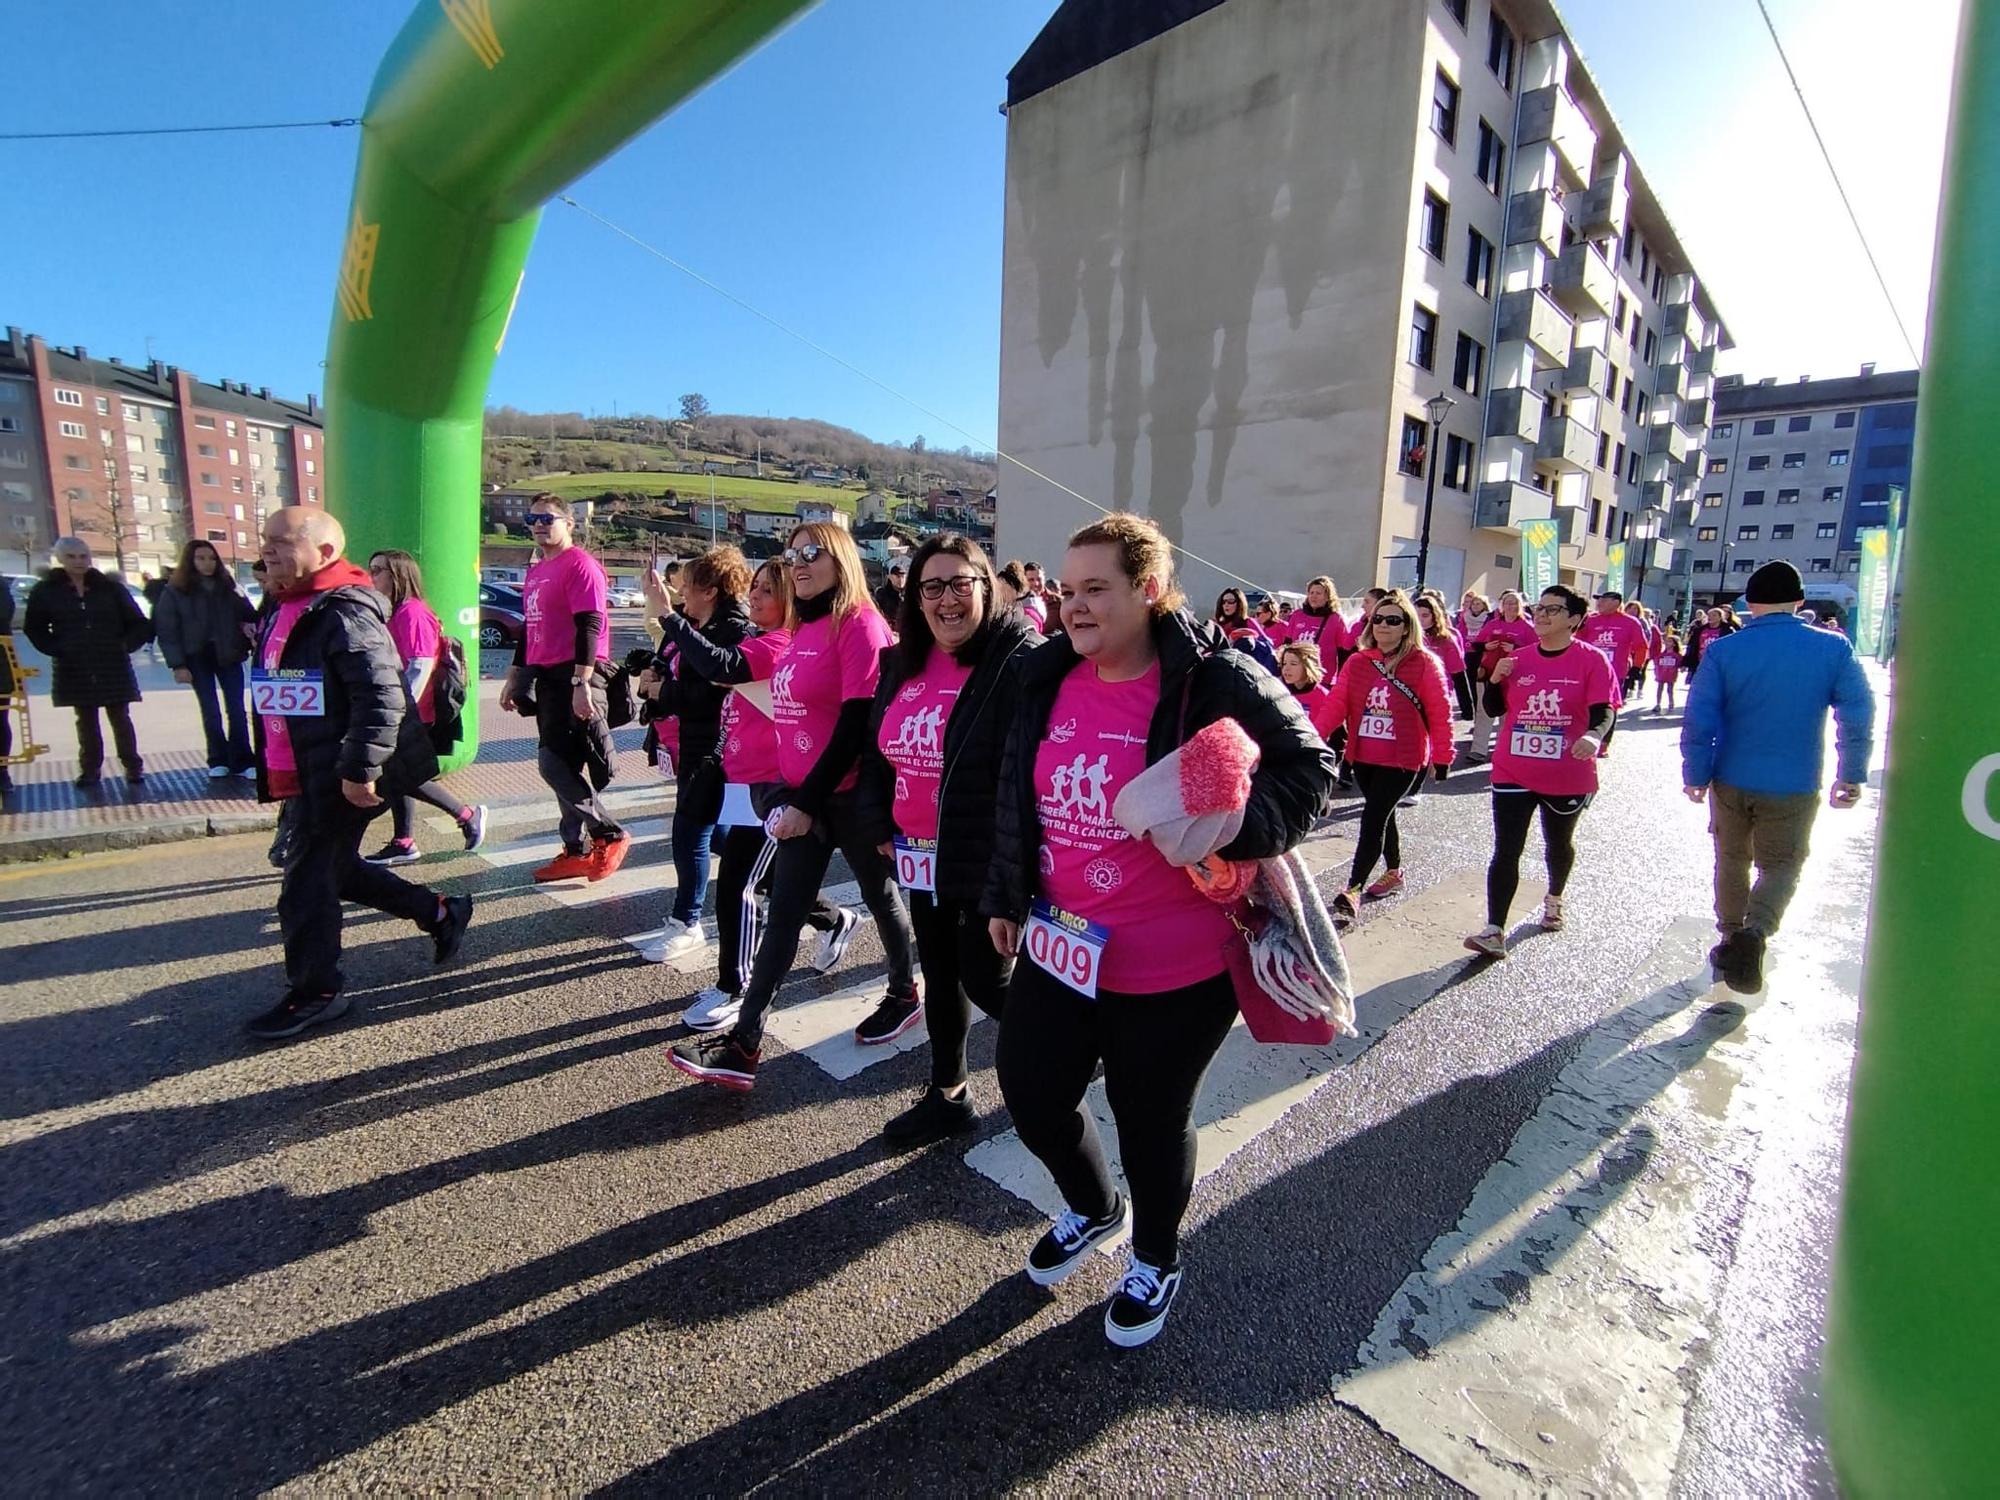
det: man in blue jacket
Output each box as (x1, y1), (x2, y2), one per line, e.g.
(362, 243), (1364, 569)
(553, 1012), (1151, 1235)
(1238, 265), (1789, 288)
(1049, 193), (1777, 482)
(1681, 561), (1875, 993)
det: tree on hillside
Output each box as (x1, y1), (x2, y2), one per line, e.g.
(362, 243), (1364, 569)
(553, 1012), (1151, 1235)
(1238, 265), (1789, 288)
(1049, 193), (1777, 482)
(680, 393), (711, 425)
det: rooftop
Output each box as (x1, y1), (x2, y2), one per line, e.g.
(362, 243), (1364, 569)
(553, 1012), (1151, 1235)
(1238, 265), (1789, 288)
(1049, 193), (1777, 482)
(1714, 368), (1920, 416)
(2, 327), (322, 427)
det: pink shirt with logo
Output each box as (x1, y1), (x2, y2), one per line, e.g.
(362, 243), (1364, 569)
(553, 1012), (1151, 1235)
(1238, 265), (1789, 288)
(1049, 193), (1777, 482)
(521, 546), (611, 668)
(1576, 610), (1648, 678)
(1654, 647), (1682, 683)
(259, 597), (313, 795)
(1032, 662), (1233, 994)
(1491, 642), (1618, 796)
(878, 650), (973, 840)
(1476, 614), (1539, 653)
(719, 631), (790, 784)
(387, 599), (442, 723)
(1286, 609), (1350, 659)
(771, 606), (895, 792)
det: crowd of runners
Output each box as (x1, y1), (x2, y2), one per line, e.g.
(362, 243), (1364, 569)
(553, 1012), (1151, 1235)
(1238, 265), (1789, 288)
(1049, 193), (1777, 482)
(22, 488), (1868, 1350)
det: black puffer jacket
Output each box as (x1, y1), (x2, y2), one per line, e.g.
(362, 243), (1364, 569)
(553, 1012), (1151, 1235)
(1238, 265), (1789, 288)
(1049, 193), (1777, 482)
(982, 608), (1336, 925)
(856, 611), (1040, 904)
(252, 579), (437, 830)
(646, 598), (752, 774)
(22, 569), (150, 708)
(153, 574), (256, 669)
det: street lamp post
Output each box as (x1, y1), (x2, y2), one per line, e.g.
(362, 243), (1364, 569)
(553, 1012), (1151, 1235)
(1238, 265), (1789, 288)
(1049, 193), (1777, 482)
(1415, 391), (1455, 592)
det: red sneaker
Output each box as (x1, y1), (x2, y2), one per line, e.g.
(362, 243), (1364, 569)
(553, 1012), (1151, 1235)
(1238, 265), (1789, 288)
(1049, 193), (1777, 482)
(533, 849), (597, 883)
(1364, 869), (1404, 900)
(588, 832), (633, 882)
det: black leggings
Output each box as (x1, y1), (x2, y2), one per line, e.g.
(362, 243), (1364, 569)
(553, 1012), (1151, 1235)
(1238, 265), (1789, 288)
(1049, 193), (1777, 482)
(712, 822), (840, 995)
(1348, 761), (1423, 889)
(730, 790), (916, 1050)
(1486, 785), (1589, 926)
(998, 959), (1238, 1267)
(1453, 670), (1475, 720)
(392, 780), (472, 841)
(908, 890), (1010, 1090)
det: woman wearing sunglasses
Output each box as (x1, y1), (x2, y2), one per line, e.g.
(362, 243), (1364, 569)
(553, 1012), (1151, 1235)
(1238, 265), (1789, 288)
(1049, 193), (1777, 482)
(855, 533), (1040, 1145)
(1320, 587), (1454, 923)
(668, 523), (918, 1092)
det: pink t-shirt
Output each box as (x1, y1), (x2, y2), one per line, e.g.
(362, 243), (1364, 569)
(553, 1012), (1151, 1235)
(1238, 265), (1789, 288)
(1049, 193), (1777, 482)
(1576, 610), (1648, 678)
(878, 650), (974, 840)
(259, 597), (313, 795)
(521, 546), (611, 668)
(1490, 642), (1618, 796)
(1292, 681), (1338, 741)
(719, 631), (790, 784)
(1476, 614), (1539, 652)
(387, 599), (442, 724)
(1423, 630), (1466, 676)
(1653, 647), (1682, 683)
(770, 606), (895, 791)
(1286, 610), (1349, 659)
(1032, 662), (1233, 994)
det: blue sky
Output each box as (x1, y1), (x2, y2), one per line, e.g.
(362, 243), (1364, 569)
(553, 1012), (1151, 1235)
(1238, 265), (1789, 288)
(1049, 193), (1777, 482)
(0, 0), (1959, 448)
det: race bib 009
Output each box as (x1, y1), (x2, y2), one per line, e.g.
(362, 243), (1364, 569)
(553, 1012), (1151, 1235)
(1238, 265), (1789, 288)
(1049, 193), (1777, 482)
(251, 668), (324, 718)
(1024, 899), (1109, 999)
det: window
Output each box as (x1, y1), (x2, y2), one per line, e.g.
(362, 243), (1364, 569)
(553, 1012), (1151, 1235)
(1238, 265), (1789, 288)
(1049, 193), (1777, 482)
(1596, 433), (1610, 469)
(1627, 452), (1641, 485)
(1868, 443), (1910, 467)
(1777, 488), (1799, 504)
(128, 464), (146, 483)
(304, 459), (318, 476)
(1788, 414), (1812, 432)
(1452, 333), (1485, 395)
(1707, 458), (1728, 474)
(1638, 329), (1655, 366)
(1409, 304), (1438, 370)
(1714, 422), (1734, 439)
(1475, 120), (1505, 194)
(198, 443), (217, 458)
(1834, 410), (1857, 429)
(1487, 12), (1516, 87)
(1419, 190), (1448, 258)
(1738, 524), (1759, 541)
(302, 432), (315, 450)
(232, 503), (246, 520)
(227, 448), (240, 465)
(121, 402), (140, 421)
(1752, 418), (1776, 436)
(64, 454), (87, 470)
(1823, 485), (1845, 503)
(133, 495), (152, 514)
(0, 417), (16, 433)
(1694, 559), (1715, 574)
(200, 471), (217, 486)
(1697, 526), (1719, 541)
(1747, 455), (1771, 471)
(1443, 433), (1473, 490)
(225, 420), (238, 438)
(1703, 492), (1724, 509)
(59, 420), (86, 438)
(236, 530), (249, 546)
(231, 478), (244, 494)
(306, 486), (317, 503)
(54, 388), (83, 407)
(195, 416), (215, 429)
(1652, 266), (1665, 301)
(1613, 292), (1628, 328)
(1589, 498), (1603, 535)
(1810, 558), (1832, 573)
(1772, 523), (1795, 540)
(1734, 557), (1756, 573)
(1444, 0), (1468, 22)
(1636, 392), (1650, 424)
(246, 425), (262, 441)
(1431, 68), (1460, 144)
(1742, 489), (1765, 505)
(94, 395), (110, 415)
(1780, 452), (1806, 469)
(1614, 441), (1626, 473)
(1399, 415), (1429, 476)
(206, 529), (227, 543)
(204, 501), (225, 515)
(1817, 522), (1838, 538)
(1845, 557), (1862, 572)
(1464, 228), (1495, 296)
(1828, 449), (1851, 466)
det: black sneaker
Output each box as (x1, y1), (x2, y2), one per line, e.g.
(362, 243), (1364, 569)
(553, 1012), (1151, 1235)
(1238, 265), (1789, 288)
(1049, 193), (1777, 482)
(854, 990), (924, 1046)
(1026, 1197), (1128, 1287)
(245, 989), (351, 1042)
(667, 1032), (760, 1092)
(1719, 928), (1767, 995)
(1104, 1255), (1184, 1348)
(460, 805), (488, 852)
(74, 771), (102, 788)
(365, 838), (420, 866)
(431, 894), (473, 964)
(882, 1085), (977, 1148)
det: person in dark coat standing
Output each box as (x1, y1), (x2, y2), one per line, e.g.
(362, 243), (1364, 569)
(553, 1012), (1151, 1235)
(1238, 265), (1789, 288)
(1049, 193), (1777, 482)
(0, 576), (17, 793)
(246, 507), (472, 1042)
(153, 538), (258, 779)
(22, 537), (151, 787)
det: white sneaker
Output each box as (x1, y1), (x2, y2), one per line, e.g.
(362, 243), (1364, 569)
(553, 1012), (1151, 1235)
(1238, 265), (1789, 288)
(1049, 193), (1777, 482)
(207, 765), (231, 780)
(1541, 895), (1565, 930)
(1462, 926), (1507, 959)
(237, 766), (258, 780)
(682, 987), (743, 1032)
(811, 908), (862, 974)
(647, 918), (709, 966)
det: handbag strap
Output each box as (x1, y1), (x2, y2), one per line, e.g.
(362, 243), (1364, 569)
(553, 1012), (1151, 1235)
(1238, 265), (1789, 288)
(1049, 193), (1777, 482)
(1369, 655), (1427, 730)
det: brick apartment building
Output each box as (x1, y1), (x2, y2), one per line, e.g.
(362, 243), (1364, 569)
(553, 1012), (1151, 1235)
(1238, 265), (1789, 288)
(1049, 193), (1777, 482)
(0, 327), (325, 580)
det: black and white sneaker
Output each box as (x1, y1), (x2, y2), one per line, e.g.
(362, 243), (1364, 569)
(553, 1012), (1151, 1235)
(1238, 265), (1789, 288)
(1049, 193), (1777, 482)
(811, 907), (862, 973)
(854, 990), (924, 1046)
(431, 894), (473, 964)
(245, 989), (352, 1042)
(364, 838), (420, 866)
(667, 1033), (761, 1092)
(1025, 1197), (1128, 1287)
(460, 805), (488, 852)
(1104, 1255), (1183, 1347)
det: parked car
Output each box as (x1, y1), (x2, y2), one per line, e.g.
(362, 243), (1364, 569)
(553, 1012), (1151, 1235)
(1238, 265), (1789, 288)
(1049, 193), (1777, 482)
(478, 582), (525, 650)
(607, 586), (646, 608)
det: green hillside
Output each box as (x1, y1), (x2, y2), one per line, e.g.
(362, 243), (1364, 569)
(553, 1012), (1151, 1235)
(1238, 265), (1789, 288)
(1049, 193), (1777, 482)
(528, 470), (862, 513)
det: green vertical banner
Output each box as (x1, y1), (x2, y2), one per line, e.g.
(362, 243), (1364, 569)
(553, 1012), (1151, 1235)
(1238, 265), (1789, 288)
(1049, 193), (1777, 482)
(1852, 526), (1888, 655)
(1878, 484), (1907, 662)
(1603, 541), (1628, 596)
(1519, 519), (1559, 597)
(1823, 2), (2000, 1493)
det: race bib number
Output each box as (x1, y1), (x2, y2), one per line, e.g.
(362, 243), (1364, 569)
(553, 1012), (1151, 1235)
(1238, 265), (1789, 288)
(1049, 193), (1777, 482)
(251, 668), (324, 718)
(1025, 899), (1109, 999)
(893, 835), (937, 894)
(717, 783), (758, 828)
(1358, 713), (1396, 741)
(1510, 727), (1566, 760)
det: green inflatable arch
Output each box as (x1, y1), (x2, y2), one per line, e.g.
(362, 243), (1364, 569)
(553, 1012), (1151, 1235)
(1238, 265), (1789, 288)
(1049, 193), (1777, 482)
(322, 0), (817, 764)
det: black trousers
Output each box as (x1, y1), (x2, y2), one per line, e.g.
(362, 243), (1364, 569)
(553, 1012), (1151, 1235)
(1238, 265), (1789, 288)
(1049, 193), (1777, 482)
(908, 889), (1010, 1090)
(392, 780), (472, 841)
(997, 959), (1238, 1268)
(713, 822), (840, 995)
(1485, 785), (1589, 927)
(75, 703), (139, 775)
(278, 799), (441, 996)
(730, 790), (916, 1050)
(1348, 761), (1424, 889)
(1452, 670), (1475, 720)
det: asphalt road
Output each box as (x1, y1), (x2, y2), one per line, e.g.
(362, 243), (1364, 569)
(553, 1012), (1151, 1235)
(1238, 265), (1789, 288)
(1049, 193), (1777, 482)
(0, 702), (1874, 1493)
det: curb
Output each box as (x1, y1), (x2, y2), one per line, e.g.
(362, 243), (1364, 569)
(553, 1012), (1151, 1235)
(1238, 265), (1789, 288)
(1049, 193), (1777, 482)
(0, 809), (280, 864)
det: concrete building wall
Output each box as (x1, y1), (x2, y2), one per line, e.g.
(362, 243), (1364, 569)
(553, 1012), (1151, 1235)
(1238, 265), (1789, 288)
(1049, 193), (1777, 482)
(0, 367), (54, 567)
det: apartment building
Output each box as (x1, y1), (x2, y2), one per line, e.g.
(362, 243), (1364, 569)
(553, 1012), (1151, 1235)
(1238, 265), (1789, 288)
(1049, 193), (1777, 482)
(994, 0), (1728, 606)
(0, 327), (325, 582)
(1681, 366), (1918, 609)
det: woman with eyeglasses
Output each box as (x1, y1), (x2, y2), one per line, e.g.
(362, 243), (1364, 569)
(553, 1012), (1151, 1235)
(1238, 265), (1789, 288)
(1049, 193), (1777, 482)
(854, 533), (1040, 1145)
(668, 523), (918, 1092)
(983, 512), (1335, 1347)
(1320, 588), (1454, 923)
(1464, 585), (1618, 958)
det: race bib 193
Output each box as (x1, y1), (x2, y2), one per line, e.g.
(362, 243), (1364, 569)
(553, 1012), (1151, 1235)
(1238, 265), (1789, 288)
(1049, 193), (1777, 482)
(1358, 713), (1396, 741)
(1510, 726), (1565, 760)
(251, 668), (324, 718)
(893, 835), (937, 894)
(1024, 899), (1109, 999)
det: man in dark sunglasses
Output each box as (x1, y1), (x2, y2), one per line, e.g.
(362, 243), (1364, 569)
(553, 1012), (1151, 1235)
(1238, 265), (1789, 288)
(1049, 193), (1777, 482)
(500, 495), (631, 882)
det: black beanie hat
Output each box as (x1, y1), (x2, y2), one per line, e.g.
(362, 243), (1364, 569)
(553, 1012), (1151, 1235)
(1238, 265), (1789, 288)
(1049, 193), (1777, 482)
(1745, 560), (1806, 604)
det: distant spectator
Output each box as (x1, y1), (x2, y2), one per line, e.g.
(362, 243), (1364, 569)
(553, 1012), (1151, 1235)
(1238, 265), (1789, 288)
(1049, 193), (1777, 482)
(0, 573), (15, 793)
(153, 539), (258, 779)
(873, 556), (908, 621)
(23, 538), (151, 788)
(996, 559), (1046, 630)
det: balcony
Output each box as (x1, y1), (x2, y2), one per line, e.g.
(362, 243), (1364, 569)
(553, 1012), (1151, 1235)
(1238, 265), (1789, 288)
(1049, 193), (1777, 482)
(1519, 85), (1599, 184)
(1655, 361), (1689, 401)
(1664, 302), (1706, 347)
(1638, 537), (1677, 574)
(1565, 345), (1610, 395)
(1537, 412), (1596, 472)
(1678, 451), (1707, 487)
(1474, 480), (1555, 531)
(1484, 385), (1544, 444)
(1647, 422), (1691, 465)
(1549, 241), (1616, 319)
(1553, 503), (1586, 545)
(1641, 480), (1678, 513)
(1498, 288), (1573, 370)
(1577, 162), (1630, 238)
(1506, 187), (1565, 256)
(1683, 396), (1711, 429)
(1689, 345), (1718, 377)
